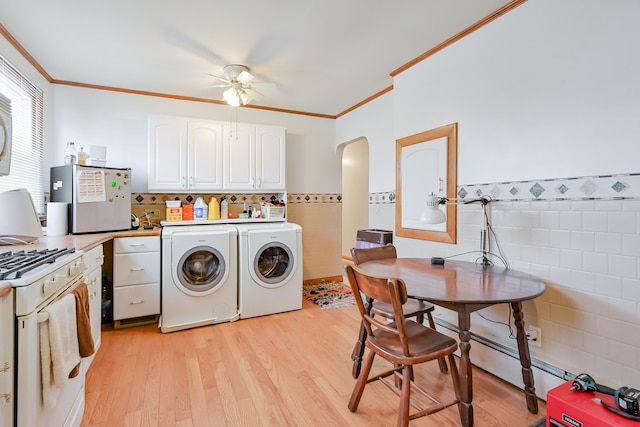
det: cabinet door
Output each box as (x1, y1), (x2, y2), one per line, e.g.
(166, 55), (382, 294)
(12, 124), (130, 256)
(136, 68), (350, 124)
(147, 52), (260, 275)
(224, 124), (256, 190)
(255, 125), (286, 191)
(0, 288), (13, 427)
(85, 265), (102, 359)
(188, 120), (224, 190)
(148, 116), (188, 191)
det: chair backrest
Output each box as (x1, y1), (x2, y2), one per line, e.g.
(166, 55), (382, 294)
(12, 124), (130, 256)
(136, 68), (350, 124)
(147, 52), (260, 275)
(344, 263), (411, 356)
(351, 244), (397, 266)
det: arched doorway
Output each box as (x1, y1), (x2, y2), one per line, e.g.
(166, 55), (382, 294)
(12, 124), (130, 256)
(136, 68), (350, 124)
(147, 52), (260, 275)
(340, 137), (369, 259)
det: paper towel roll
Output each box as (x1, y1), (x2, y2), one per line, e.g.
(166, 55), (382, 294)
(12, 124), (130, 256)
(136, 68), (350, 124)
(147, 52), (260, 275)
(47, 202), (68, 236)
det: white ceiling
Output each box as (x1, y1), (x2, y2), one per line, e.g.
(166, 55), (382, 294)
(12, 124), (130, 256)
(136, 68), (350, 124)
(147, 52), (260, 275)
(0, 0), (515, 117)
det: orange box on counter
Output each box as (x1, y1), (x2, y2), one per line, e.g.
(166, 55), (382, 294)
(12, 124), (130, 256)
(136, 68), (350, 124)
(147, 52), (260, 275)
(182, 204), (194, 220)
(166, 207), (183, 221)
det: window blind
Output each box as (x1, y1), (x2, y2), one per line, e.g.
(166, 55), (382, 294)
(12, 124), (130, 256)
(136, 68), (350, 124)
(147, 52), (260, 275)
(0, 54), (44, 213)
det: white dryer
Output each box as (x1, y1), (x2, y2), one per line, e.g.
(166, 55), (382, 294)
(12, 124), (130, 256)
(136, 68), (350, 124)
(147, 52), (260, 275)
(161, 224), (239, 333)
(236, 222), (303, 319)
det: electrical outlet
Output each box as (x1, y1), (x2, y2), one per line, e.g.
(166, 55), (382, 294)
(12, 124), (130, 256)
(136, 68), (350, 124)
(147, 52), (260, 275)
(526, 326), (541, 347)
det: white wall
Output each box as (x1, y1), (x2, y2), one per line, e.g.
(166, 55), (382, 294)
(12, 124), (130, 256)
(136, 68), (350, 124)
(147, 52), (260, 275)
(335, 92), (394, 193)
(48, 85), (339, 194)
(395, 0), (640, 185)
(337, 0), (640, 393)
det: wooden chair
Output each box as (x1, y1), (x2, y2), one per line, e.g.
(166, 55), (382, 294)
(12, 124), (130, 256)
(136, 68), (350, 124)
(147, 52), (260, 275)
(345, 263), (462, 427)
(349, 245), (448, 378)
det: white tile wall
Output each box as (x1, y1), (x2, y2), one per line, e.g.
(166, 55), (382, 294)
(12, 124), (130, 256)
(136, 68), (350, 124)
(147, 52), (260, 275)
(372, 179), (640, 390)
(452, 198), (640, 389)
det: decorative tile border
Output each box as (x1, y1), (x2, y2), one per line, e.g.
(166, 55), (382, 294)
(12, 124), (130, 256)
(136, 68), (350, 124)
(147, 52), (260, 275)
(132, 192), (284, 206)
(132, 192), (343, 207)
(459, 172), (640, 202)
(287, 193), (342, 203)
(369, 191), (396, 204)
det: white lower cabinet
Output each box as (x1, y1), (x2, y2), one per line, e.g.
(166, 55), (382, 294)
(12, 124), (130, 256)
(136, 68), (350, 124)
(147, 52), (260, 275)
(113, 236), (160, 321)
(82, 244), (104, 370)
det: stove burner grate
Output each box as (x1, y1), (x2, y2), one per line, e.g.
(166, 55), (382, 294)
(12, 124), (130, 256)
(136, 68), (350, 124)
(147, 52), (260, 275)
(0, 248), (76, 280)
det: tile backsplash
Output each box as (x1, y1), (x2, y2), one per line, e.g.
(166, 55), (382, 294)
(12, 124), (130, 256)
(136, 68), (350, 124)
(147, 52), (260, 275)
(379, 172), (640, 392)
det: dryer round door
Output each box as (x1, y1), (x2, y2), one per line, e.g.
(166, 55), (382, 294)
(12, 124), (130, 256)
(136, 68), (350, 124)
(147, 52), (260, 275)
(251, 242), (295, 288)
(174, 245), (228, 296)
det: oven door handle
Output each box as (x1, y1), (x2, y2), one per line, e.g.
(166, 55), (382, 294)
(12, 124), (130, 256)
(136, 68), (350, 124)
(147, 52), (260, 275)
(37, 311), (49, 323)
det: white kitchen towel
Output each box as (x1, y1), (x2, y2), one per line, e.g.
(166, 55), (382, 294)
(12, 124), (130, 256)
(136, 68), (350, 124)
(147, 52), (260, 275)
(39, 294), (81, 408)
(39, 321), (59, 408)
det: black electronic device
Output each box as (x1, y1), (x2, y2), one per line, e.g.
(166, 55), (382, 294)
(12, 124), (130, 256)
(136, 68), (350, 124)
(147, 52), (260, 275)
(615, 387), (640, 417)
(430, 257), (445, 265)
(571, 373), (640, 420)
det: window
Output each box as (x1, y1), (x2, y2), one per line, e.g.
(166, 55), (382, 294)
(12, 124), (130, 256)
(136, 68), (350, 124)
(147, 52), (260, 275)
(0, 54), (44, 213)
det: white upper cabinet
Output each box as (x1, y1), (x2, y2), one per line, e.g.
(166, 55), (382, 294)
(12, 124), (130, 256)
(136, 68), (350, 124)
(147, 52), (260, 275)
(224, 123), (286, 191)
(148, 116), (223, 192)
(188, 120), (224, 190)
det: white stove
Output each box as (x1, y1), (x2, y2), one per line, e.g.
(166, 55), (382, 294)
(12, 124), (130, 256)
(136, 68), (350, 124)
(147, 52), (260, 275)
(1, 246), (87, 427)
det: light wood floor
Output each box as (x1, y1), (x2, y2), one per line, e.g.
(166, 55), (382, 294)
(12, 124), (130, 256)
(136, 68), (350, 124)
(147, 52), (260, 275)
(81, 299), (546, 427)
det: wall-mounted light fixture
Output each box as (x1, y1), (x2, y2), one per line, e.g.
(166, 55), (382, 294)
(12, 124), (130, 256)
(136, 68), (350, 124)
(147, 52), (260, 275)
(420, 194), (493, 265)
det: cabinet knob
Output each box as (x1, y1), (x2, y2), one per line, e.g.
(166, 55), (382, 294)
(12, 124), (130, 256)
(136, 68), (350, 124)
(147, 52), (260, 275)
(0, 393), (10, 403)
(0, 361), (9, 373)
(130, 300), (144, 305)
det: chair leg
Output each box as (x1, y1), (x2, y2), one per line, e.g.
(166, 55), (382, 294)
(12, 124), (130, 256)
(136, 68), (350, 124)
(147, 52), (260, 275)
(397, 365), (412, 427)
(348, 349), (376, 412)
(426, 312), (449, 374)
(351, 322), (368, 378)
(448, 353), (464, 421)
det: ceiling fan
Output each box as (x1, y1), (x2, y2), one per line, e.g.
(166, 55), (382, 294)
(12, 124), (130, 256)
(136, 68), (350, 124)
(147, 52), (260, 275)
(208, 64), (272, 107)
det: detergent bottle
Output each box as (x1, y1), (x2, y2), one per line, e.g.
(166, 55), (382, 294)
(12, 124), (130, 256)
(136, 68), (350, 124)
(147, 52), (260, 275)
(208, 196), (220, 220)
(220, 196), (229, 219)
(194, 196), (206, 220)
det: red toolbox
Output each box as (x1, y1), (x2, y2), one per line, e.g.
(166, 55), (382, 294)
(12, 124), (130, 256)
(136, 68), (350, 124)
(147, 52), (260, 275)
(547, 381), (637, 426)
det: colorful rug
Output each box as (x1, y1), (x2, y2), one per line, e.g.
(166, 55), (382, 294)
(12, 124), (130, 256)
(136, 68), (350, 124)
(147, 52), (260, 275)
(303, 281), (356, 310)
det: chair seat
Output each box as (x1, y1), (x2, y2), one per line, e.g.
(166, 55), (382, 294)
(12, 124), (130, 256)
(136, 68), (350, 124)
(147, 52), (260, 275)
(367, 320), (458, 365)
(372, 298), (434, 319)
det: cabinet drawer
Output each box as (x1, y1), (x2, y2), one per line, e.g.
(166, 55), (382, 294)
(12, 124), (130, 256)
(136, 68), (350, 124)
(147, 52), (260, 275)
(83, 244), (104, 271)
(113, 283), (160, 320)
(114, 252), (160, 286)
(114, 236), (160, 254)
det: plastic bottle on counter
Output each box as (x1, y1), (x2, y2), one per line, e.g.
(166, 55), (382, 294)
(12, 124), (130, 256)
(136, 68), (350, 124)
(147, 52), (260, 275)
(77, 147), (88, 165)
(64, 142), (78, 165)
(194, 196), (207, 220)
(220, 196), (228, 219)
(208, 196), (220, 220)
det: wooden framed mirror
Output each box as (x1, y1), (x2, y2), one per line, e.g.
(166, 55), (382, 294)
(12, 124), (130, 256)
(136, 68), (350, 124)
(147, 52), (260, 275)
(395, 123), (457, 244)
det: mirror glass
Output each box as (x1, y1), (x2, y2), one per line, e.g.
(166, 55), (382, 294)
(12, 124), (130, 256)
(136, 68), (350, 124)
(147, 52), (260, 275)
(395, 123), (457, 244)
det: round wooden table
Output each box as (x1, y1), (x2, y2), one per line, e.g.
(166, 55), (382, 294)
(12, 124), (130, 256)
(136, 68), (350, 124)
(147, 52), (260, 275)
(356, 258), (546, 427)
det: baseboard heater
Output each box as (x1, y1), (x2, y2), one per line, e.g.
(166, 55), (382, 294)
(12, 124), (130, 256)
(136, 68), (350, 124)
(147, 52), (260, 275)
(433, 317), (573, 394)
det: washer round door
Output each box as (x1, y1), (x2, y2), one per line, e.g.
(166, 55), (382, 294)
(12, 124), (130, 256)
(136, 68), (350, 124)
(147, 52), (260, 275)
(251, 242), (294, 288)
(175, 245), (227, 296)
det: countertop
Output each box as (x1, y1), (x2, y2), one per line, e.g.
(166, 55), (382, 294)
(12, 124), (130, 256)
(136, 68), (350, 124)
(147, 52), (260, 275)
(0, 226), (162, 254)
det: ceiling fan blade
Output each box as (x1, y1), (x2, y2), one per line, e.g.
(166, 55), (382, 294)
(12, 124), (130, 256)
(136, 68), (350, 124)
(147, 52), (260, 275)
(244, 86), (264, 99)
(237, 70), (254, 84)
(206, 73), (230, 84)
(250, 81), (276, 90)
(209, 84), (231, 88)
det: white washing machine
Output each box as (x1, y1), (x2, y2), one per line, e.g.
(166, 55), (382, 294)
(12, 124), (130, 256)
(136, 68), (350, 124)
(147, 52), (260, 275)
(236, 222), (303, 319)
(161, 224), (239, 333)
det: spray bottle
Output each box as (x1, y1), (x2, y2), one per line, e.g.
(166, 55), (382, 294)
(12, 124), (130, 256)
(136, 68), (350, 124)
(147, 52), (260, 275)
(220, 196), (228, 219)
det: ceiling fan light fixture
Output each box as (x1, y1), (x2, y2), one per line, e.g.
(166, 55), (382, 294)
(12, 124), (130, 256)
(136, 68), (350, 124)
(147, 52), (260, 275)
(239, 90), (252, 105)
(223, 88), (241, 107)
